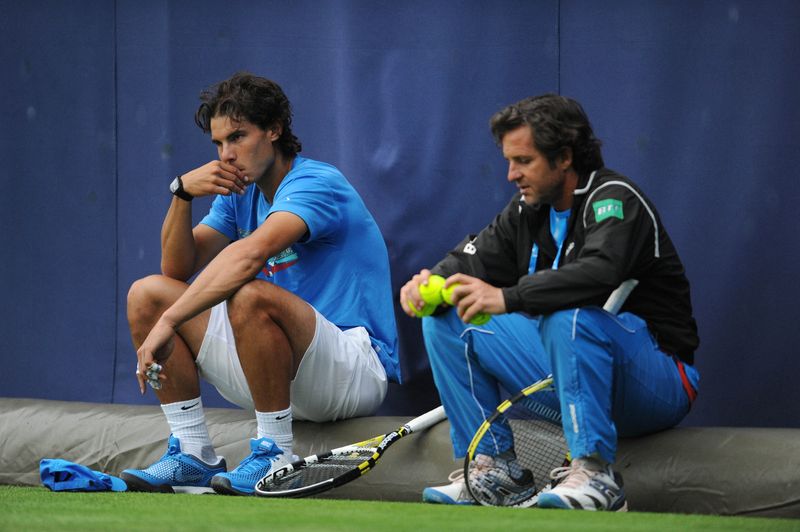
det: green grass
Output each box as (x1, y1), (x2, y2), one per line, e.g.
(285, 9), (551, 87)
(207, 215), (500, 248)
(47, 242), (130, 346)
(0, 486), (796, 531)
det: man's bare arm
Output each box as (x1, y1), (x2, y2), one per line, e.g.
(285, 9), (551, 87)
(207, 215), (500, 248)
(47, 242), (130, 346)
(162, 210), (307, 330)
(160, 161), (247, 280)
(135, 210), (308, 388)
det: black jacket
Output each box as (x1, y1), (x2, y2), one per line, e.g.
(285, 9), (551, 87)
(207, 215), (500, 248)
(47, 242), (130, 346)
(431, 168), (699, 364)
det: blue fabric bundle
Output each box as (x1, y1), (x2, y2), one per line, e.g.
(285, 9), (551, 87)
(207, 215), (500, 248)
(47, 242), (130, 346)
(40, 459), (127, 492)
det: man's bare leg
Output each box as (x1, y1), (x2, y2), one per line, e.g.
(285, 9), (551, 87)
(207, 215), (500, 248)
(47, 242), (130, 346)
(225, 279), (315, 458)
(127, 274), (211, 400)
(126, 274), (220, 467)
(226, 279), (316, 412)
(208, 279), (316, 495)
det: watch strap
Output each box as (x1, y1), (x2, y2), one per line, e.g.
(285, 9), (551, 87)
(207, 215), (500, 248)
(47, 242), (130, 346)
(171, 175), (193, 202)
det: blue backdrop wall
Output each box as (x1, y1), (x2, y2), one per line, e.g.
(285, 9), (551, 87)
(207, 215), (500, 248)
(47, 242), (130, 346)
(1, 0), (798, 428)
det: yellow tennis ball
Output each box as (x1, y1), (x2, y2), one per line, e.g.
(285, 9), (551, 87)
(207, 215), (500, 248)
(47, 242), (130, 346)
(409, 299), (436, 318)
(441, 282), (491, 325)
(419, 275), (446, 306)
(470, 312), (491, 326)
(441, 282), (459, 306)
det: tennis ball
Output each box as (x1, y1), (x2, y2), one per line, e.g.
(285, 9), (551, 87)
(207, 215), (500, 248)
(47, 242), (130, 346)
(441, 282), (492, 325)
(441, 284), (456, 306)
(470, 312), (491, 326)
(408, 299), (436, 318)
(419, 275), (446, 306)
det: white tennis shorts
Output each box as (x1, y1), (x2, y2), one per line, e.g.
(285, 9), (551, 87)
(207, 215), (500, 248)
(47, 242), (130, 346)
(196, 301), (388, 422)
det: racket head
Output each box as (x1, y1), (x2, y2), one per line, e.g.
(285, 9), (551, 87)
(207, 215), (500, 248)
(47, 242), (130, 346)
(255, 431), (387, 498)
(464, 377), (568, 507)
(255, 447), (377, 497)
(254, 406), (446, 498)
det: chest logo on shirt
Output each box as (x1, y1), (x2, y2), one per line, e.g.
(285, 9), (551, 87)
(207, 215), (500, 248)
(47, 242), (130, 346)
(592, 199), (624, 223)
(262, 247), (299, 277)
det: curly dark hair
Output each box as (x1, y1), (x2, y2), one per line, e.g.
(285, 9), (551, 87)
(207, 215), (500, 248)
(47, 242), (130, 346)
(490, 94), (603, 177)
(195, 72), (302, 157)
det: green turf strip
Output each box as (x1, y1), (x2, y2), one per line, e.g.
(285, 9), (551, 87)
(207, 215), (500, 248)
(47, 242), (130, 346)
(0, 486), (796, 531)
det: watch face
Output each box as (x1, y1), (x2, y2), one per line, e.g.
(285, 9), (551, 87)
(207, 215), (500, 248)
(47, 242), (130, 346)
(170, 177), (180, 194)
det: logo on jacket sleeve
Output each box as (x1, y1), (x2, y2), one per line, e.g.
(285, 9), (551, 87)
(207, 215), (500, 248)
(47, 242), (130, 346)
(592, 199), (624, 223)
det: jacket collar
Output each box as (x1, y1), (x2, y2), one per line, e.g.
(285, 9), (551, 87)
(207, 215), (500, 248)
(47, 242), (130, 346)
(573, 170), (599, 196)
(517, 168), (601, 213)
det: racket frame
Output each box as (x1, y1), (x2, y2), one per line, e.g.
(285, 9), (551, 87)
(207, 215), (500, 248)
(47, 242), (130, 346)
(254, 405), (446, 498)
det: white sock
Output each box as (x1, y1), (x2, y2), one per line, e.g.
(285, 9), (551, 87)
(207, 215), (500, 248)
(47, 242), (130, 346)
(161, 397), (219, 465)
(255, 406), (293, 458)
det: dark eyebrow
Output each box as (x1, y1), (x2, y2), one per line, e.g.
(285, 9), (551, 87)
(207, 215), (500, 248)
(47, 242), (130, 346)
(211, 128), (244, 145)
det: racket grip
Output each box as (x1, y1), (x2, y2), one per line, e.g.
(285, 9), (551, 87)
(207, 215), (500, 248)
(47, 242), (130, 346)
(405, 405), (447, 433)
(602, 279), (638, 315)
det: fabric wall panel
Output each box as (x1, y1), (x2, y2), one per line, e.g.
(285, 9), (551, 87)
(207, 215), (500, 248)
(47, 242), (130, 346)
(559, 0), (800, 426)
(3, 1), (799, 429)
(0, 1), (117, 401)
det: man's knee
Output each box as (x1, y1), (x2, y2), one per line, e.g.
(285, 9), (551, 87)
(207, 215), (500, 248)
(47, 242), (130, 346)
(227, 279), (276, 327)
(421, 307), (481, 368)
(127, 275), (175, 323)
(540, 308), (614, 364)
(539, 308), (577, 341)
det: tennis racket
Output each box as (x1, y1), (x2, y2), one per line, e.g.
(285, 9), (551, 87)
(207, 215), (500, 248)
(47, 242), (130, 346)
(463, 279), (639, 507)
(254, 405), (447, 498)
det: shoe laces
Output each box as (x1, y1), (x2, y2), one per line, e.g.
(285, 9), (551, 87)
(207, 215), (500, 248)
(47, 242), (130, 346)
(549, 459), (602, 490)
(473, 452), (529, 483)
(233, 440), (283, 475)
(441, 469), (472, 502)
(446, 469), (465, 483)
(160, 435), (183, 460)
(444, 456), (497, 484)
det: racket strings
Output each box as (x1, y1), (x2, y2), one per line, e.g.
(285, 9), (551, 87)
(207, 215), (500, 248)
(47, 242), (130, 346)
(508, 416), (568, 493)
(467, 397), (567, 505)
(257, 448), (376, 493)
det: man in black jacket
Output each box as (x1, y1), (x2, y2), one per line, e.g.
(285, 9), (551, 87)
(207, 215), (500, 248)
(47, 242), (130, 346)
(400, 94), (699, 510)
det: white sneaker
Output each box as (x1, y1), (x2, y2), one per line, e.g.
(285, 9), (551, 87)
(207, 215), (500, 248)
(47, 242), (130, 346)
(537, 458), (628, 511)
(422, 470), (476, 505)
(467, 451), (536, 506)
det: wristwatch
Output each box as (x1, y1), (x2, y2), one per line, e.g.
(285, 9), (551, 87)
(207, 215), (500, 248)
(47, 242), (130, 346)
(169, 175), (193, 202)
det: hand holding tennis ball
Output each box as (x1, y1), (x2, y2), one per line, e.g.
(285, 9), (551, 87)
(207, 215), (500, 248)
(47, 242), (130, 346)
(441, 281), (491, 325)
(419, 274), (446, 305)
(409, 274), (447, 317)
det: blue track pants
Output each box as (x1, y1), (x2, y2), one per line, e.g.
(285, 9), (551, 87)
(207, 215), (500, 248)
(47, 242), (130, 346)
(423, 307), (699, 463)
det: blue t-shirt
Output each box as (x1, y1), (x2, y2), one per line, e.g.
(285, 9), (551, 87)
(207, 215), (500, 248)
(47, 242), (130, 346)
(528, 207), (571, 274)
(200, 156), (400, 382)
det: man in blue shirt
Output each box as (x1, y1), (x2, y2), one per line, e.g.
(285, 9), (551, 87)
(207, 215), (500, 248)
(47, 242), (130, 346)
(121, 72), (399, 496)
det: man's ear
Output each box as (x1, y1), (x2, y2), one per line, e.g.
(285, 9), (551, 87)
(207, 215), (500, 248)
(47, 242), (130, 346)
(268, 123), (282, 142)
(558, 147), (573, 170)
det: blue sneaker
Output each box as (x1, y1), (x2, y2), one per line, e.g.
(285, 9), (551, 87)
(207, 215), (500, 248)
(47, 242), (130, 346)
(211, 437), (291, 496)
(120, 434), (226, 493)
